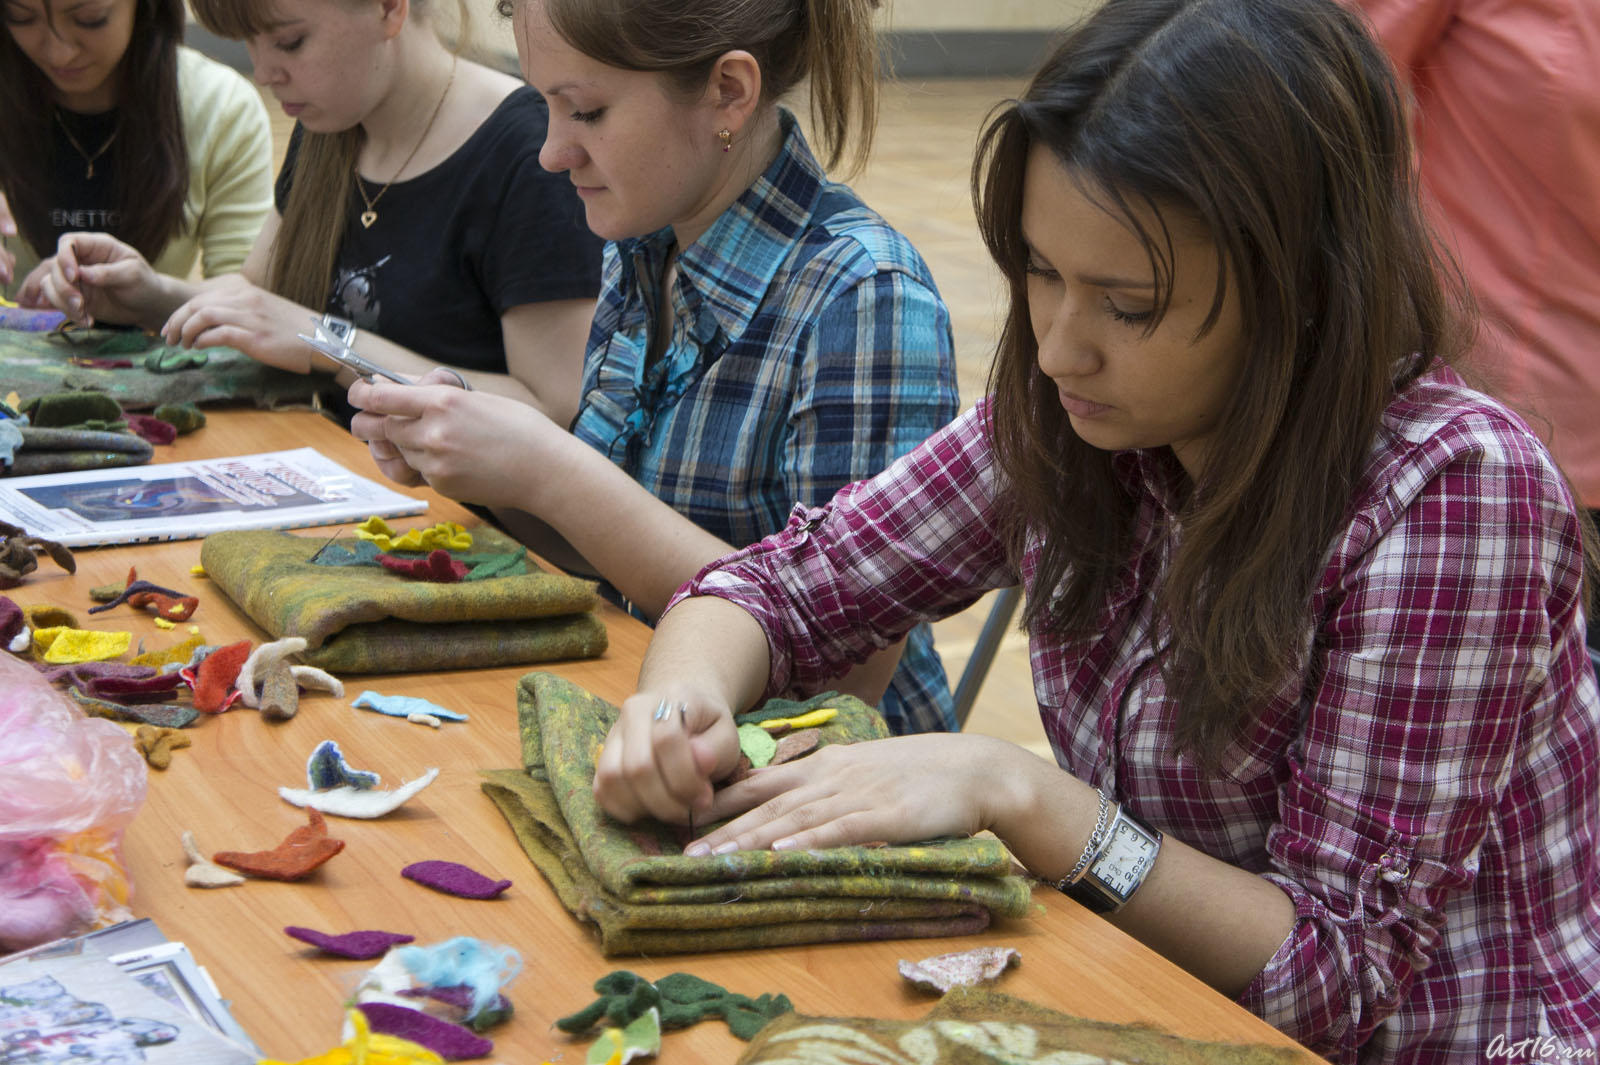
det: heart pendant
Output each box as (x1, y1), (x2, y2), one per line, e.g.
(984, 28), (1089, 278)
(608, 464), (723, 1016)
(360, 210), (377, 229)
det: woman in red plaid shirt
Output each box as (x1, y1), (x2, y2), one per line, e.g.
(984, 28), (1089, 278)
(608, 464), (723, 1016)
(593, 0), (1600, 1058)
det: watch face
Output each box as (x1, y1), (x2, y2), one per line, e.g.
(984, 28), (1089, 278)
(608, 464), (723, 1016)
(1094, 820), (1159, 899)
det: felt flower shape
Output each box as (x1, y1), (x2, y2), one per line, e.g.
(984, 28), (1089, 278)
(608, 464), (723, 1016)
(378, 549), (468, 583)
(284, 926), (416, 960)
(401, 861), (510, 899)
(212, 808), (345, 880)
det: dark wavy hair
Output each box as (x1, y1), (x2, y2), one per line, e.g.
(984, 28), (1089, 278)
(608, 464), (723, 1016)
(0, 0), (187, 262)
(976, 0), (1476, 764)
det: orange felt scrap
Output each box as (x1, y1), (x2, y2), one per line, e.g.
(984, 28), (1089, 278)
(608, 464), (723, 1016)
(127, 590), (199, 621)
(213, 809), (345, 880)
(193, 639), (252, 712)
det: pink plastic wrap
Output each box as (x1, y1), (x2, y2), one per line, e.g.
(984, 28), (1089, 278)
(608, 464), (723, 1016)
(0, 653), (147, 953)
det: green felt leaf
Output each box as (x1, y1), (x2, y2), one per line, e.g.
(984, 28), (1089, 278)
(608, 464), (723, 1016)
(586, 1007), (660, 1064)
(737, 722), (778, 767)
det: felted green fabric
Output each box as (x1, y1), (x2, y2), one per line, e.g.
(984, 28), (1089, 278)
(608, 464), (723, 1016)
(21, 391), (125, 427)
(199, 527), (607, 673)
(7, 426), (154, 476)
(0, 326), (323, 410)
(555, 970), (792, 1041)
(479, 672), (1032, 956)
(735, 986), (1310, 1065)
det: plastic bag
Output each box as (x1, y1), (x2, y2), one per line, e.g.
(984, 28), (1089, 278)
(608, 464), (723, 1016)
(0, 652), (147, 953)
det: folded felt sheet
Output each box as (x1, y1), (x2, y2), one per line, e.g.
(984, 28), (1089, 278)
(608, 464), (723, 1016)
(480, 672), (1032, 956)
(734, 986), (1307, 1064)
(200, 528), (607, 673)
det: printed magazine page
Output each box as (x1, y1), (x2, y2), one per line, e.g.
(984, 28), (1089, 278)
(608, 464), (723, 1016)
(0, 944), (257, 1063)
(0, 447), (426, 547)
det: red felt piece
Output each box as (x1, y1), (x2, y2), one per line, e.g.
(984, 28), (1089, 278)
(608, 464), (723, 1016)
(193, 639), (252, 713)
(378, 549), (467, 583)
(123, 413), (178, 445)
(213, 809), (345, 880)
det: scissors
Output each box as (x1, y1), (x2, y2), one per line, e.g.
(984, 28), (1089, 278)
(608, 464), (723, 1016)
(297, 316), (471, 389)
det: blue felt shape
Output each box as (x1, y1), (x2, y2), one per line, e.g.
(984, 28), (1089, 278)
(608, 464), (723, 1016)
(396, 937), (522, 1021)
(306, 739), (381, 790)
(352, 691), (469, 722)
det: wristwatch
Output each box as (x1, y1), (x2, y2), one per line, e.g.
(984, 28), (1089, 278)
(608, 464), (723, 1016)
(1065, 805), (1163, 914)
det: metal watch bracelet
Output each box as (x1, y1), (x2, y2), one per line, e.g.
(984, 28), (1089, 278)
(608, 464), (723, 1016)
(1055, 789), (1113, 891)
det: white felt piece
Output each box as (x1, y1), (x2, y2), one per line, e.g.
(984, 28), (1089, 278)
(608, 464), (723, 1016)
(180, 829), (245, 888)
(408, 713), (442, 728)
(8, 628), (30, 653)
(898, 945), (1021, 993)
(235, 636), (308, 707)
(290, 664), (343, 697)
(278, 768), (441, 818)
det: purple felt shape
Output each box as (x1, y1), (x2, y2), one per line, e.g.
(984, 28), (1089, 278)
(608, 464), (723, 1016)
(0, 596), (22, 645)
(86, 672), (185, 704)
(401, 860), (512, 899)
(283, 926), (415, 959)
(357, 1003), (493, 1060)
(37, 661), (157, 686)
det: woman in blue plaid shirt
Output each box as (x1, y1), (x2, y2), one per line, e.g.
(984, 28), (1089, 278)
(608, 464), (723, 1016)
(350, 0), (962, 736)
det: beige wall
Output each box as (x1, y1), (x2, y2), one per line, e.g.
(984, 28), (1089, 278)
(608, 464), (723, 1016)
(883, 0), (1099, 30)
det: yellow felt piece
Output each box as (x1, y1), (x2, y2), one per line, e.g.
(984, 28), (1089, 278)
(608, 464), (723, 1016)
(130, 631), (206, 668)
(758, 707), (839, 732)
(354, 516), (473, 553)
(39, 627), (132, 663)
(190, 565), (207, 576)
(4, 391), (20, 409)
(154, 617), (176, 629)
(258, 1009), (445, 1065)
(23, 604), (78, 629)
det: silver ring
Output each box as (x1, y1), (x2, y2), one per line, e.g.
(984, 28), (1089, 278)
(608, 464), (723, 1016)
(652, 698), (672, 722)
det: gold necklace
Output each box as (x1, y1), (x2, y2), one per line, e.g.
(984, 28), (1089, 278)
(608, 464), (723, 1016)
(354, 59), (456, 229)
(55, 110), (117, 180)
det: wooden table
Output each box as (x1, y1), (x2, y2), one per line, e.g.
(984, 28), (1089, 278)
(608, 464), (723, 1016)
(3, 407), (1319, 1062)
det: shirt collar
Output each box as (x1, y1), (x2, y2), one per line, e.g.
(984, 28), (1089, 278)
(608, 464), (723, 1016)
(614, 110), (826, 347)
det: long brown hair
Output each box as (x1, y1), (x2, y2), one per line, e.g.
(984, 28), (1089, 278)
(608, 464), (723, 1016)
(0, 0), (188, 262)
(189, 0), (465, 309)
(976, 0), (1476, 764)
(510, 0), (883, 176)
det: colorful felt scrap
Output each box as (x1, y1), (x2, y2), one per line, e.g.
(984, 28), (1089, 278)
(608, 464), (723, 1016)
(378, 549), (468, 583)
(306, 740), (381, 790)
(87, 577), (187, 614)
(355, 517), (472, 553)
(736, 722), (778, 768)
(586, 1009), (660, 1065)
(400, 861), (510, 899)
(191, 638), (252, 712)
(0, 595), (23, 646)
(756, 706), (838, 733)
(69, 688), (198, 728)
(123, 412), (177, 446)
(22, 603), (77, 629)
(143, 345), (208, 372)
(126, 590), (199, 621)
(153, 402), (206, 434)
(260, 661), (301, 721)
(36, 626), (132, 663)
(284, 926), (416, 960)
(237, 636), (308, 707)
(130, 629), (206, 668)
(181, 831), (245, 888)
(354, 691), (468, 722)
(134, 725), (192, 770)
(393, 937), (522, 1023)
(355, 1003), (492, 1061)
(0, 522), (76, 589)
(212, 808), (345, 881)
(396, 988), (513, 1033)
(898, 945), (1022, 994)
(86, 670), (185, 703)
(282, 769), (440, 819)
(555, 970), (792, 1042)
